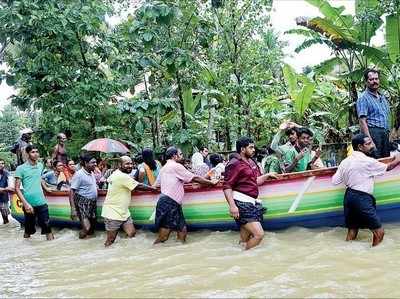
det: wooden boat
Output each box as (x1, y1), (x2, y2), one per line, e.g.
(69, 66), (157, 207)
(10, 165), (400, 231)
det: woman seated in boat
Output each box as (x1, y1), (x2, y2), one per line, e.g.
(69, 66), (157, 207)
(63, 159), (77, 183)
(191, 150), (210, 177)
(42, 160), (69, 191)
(206, 153), (225, 179)
(94, 158), (107, 189)
(137, 148), (161, 186)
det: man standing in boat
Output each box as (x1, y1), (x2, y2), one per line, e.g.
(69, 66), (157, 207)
(357, 69), (390, 158)
(223, 137), (277, 250)
(14, 145), (54, 240)
(332, 133), (400, 246)
(69, 154), (98, 239)
(11, 128), (33, 166)
(152, 147), (218, 244)
(102, 156), (156, 246)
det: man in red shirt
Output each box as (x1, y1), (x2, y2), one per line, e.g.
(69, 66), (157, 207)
(223, 137), (277, 250)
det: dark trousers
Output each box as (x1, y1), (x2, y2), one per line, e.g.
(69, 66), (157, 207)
(368, 127), (390, 159)
(23, 204), (52, 235)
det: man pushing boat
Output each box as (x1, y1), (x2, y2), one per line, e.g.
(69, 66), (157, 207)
(223, 137), (278, 250)
(102, 156), (156, 246)
(332, 133), (400, 246)
(69, 154), (98, 239)
(152, 147), (218, 244)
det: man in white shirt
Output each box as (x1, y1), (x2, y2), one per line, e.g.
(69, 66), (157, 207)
(332, 133), (400, 246)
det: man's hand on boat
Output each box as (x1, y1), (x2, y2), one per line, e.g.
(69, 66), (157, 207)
(256, 172), (278, 185)
(210, 178), (220, 185)
(265, 172), (278, 179)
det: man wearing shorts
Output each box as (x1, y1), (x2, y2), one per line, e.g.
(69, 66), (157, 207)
(153, 147), (218, 244)
(102, 156), (156, 246)
(332, 133), (400, 246)
(0, 159), (14, 224)
(14, 145), (54, 240)
(223, 137), (277, 250)
(69, 154), (98, 239)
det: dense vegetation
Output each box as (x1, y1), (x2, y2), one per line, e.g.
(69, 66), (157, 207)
(0, 0), (399, 161)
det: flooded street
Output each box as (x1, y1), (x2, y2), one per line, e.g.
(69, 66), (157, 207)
(2, 218), (400, 298)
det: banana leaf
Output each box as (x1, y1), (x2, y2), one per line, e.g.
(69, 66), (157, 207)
(293, 82), (316, 117)
(305, 0), (353, 28)
(386, 14), (400, 63)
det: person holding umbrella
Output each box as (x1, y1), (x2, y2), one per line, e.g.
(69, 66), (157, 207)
(69, 154), (98, 239)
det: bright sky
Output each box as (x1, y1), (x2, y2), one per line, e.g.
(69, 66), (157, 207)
(271, 0), (354, 71)
(0, 0), (384, 111)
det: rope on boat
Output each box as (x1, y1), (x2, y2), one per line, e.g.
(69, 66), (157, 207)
(288, 176), (316, 213)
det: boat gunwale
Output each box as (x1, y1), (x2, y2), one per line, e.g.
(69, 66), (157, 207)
(11, 157), (393, 197)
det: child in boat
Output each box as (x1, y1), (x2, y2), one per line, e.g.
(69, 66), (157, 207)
(152, 147), (218, 244)
(14, 145), (54, 240)
(332, 133), (400, 246)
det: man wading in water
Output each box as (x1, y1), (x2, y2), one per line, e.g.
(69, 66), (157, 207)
(153, 147), (218, 244)
(332, 133), (400, 246)
(15, 145), (54, 240)
(102, 156), (156, 246)
(69, 154), (98, 239)
(223, 137), (277, 250)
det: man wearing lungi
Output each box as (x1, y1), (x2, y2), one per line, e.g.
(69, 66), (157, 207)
(332, 133), (400, 246)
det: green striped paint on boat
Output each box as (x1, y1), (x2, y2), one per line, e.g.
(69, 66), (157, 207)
(10, 166), (400, 230)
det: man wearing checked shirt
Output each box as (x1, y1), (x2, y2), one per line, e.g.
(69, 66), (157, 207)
(356, 69), (390, 158)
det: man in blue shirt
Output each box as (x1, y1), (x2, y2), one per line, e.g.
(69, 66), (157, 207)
(356, 69), (390, 158)
(69, 153), (98, 239)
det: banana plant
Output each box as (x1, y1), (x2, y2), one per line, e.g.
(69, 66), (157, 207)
(386, 14), (400, 64)
(287, 0), (390, 126)
(282, 64), (316, 121)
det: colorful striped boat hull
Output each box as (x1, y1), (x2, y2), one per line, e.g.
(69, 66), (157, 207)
(10, 166), (400, 231)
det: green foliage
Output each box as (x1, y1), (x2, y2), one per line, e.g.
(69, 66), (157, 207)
(386, 14), (400, 63)
(2, 0), (399, 157)
(1, 0), (136, 158)
(282, 64), (316, 120)
(0, 104), (24, 151)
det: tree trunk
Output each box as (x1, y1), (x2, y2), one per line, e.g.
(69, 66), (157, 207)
(225, 121), (231, 151)
(245, 104), (251, 136)
(207, 98), (216, 147)
(151, 117), (156, 149)
(348, 81), (358, 126)
(90, 117), (97, 139)
(155, 113), (161, 148)
(175, 70), (187, 130)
